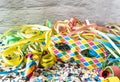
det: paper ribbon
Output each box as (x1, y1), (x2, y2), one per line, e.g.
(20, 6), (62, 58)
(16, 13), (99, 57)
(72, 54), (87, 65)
(39, 50), (56, 69)
(92, 29), (120, 57)
(0, 61), (23, 74)
(2, 46), (23, 66)
(1, 33), (22, 44)
(45, 19), (52, 28)
(38, 30), (56, 69)
(102, 77), (120, 82)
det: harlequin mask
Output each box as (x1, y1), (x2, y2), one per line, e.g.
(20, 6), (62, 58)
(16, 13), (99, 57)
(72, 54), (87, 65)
(51, 34), (107, 69)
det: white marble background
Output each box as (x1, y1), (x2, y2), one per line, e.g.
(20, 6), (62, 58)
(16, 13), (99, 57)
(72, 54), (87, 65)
(0, 0), (120, 33)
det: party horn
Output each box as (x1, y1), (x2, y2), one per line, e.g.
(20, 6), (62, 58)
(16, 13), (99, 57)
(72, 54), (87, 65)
(25, 54), (37, 81)
(100, 66), (120, 79)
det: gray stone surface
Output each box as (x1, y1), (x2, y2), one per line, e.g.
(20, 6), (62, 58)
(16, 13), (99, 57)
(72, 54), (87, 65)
(0, 0), (120, 33)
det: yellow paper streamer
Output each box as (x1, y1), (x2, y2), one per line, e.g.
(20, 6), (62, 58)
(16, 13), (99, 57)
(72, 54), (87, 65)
(38, 30), (56, 69)
(2, 46), (23, 66)
(0, 25), (53, 67)
(102, 77), (120, 82)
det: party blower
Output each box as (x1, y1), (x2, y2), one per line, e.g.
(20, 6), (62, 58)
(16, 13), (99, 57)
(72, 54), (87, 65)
(25, 54), (37, 81)
(100, 66), (120, 79)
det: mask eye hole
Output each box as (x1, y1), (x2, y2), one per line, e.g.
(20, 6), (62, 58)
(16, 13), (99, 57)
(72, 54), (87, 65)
(55, 43), (71, 51)
(81, 49), (95, 58)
